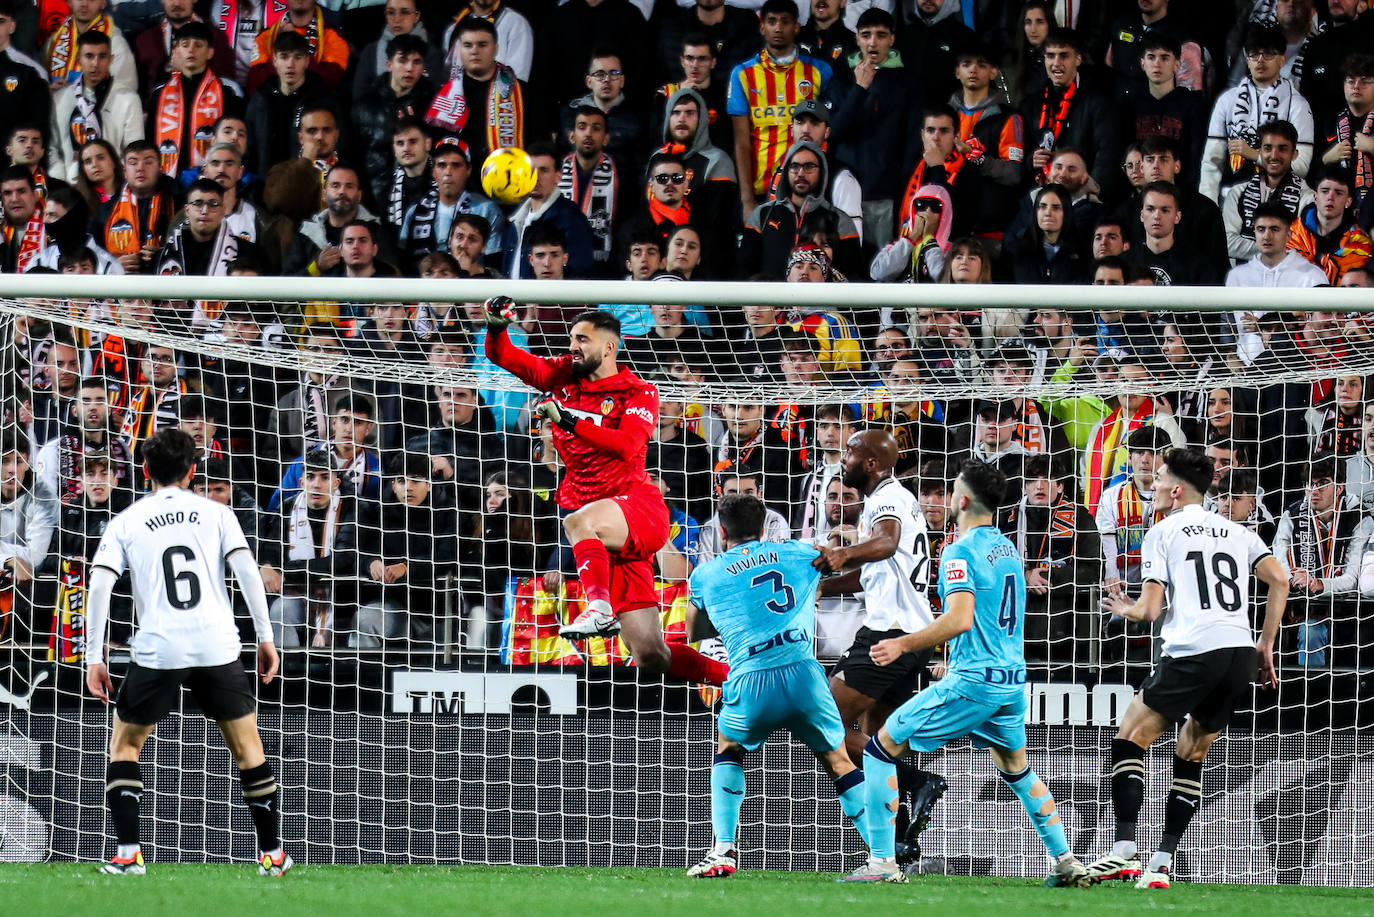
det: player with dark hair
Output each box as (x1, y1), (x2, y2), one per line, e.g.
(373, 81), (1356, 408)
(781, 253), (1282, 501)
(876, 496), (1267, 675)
(683, 494), (870, 877)
(482, 297), (727, 686)
(84, 430), (289, 876)
(1087, 447), (1289, 890)
(839, 459), (1087, 885)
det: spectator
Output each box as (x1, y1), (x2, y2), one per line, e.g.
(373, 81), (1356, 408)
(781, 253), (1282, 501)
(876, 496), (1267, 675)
(655, 87), (738, 257)
(1344, 401), (1374, 513)
(44, 0), (137, 94)
(286, 163), (391, 276)
(1212, 467), (1275, 544)
(148, 23), (243, 183)
(321, 220), (399, 280)
(133, 0), (236, 93)
(622, 274), (711, 377)
(405, 378), (501, 513)
(1026, 307), (1077, 384)
(1003, 0), (1053, 105)
(825, 8), (920, 248)
(558, 105), (621, 275)
(37, 183), (122, 274)
(1078, 352), (1185, 513)
(651, 33), (735, 160)
(1118, 137), (1229, 274)
(729, 298), (787, 384)
(798, 0), (855, 64)
(966, 399), (1028, 509)
(0, 0), (52, 162)
(401, 136), (503, 268)
(1124, 180), (1224, 285)
(1104, 0), (1207, 92)
(906, 305), (976, 387)
(1226, 0), (1320, 88)
(440, 0), (533, 83)
(561, 50), (647, 176)
(6, 124), (58, 197)
(0, 433), (58, 643)
(1097, 425), (1172, 595)
(29, 335), (82, 449)
(1222, 120), (1313, 264)
(194, 456), (264, 561)
(1308, 374), (1366, 457)
(1005, 182), (1088, 284)
(272, 392), (381, 511)
(1273, 453), (1371, 668)
(505, 144), (597, 280)
(247, 0), (349, 93)
(1004, 146), (1101, 256)
(1157, 319), (1221, 442)
(354, 0), (444, 98)
(813, 476), (865, 657)
(1287, 166), (1374, 283)
(47, 30), (143, 185)
(445, 213), (502, 277)
(155, 179), (258, 329)
(873, 358), (948, 474)
(197, 141), (287, 273)
(763, 98), (863, 238)
(354, 451), (457, 648)
(352, 34), (436, 205)
(120, 343), (189, 458)
(1318, 51), (1374, 221)
(1001, 453), (1098, 666)
(1298, 0), (1374, 132)
(73, 137), (121, 211)
(33, 374), (133, 503)
(270, 322), (352, 457)
(1200, 22), (1313, 204)
(739, 140), (859, 278)
(462, 469), (548, 648)
(99, 139), (175, 274)
(694, 469), (791, 565)
(656, 3), (760, 90)
(792, 403), (853, 540)
(534, 0), (649, 122)
(1226, 200), (1330, 363)
(895, 0), (973, 102)
(1116, 34), (1206, 185)
(727, 0), (832, 211)
(260, 447), (360, 648)
(897, 105), (988, 241)
(712, 397), (806, 514)
(426, 18), (524, 186)
(243, 29), (328, 175)
(0, 166), (46, 272)
(294, 103), (341, 184)
(1019, 28), (1120, 197)
(986, 343), (1069, 459)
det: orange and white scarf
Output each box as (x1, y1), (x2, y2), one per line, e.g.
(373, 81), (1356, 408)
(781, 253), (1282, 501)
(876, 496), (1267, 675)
(5, 208), (46, 273)
(47, 13), (113, 86)
(104, 184), (171, 256)
(154, 70), (226, 176)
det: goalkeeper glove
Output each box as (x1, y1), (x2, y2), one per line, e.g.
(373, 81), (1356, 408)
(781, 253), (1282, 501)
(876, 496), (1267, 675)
(484, 296), (517, 329)
(535, 398), (578, 434)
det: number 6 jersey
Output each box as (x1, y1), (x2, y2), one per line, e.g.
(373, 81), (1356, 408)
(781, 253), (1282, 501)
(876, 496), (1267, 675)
(1140, 503), (1271, 659)
(858, 476), (934, 633)
(90, 486), (251, 669)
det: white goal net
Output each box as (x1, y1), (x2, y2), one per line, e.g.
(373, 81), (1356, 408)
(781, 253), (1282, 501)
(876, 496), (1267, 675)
(1, 279), (1372, 885)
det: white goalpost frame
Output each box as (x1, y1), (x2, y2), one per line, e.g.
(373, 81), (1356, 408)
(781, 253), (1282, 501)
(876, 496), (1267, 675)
(0, 277), (1371, 884)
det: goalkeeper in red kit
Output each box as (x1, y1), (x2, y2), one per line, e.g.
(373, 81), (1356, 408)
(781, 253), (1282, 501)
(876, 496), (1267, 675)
(484, 298), (728, 685)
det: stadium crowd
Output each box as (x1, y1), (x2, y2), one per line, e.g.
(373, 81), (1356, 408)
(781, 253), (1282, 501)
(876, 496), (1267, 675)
(2, 0), (1374, 675)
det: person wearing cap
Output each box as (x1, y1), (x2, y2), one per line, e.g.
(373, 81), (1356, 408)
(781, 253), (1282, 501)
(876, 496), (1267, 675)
(739, 139), (860, 279)
(352, 33), (437, 206)
(133, 0), (236, 94)
(48, 30), (144, 185)
(966, 399), (1029, 510)
(243, 29), (328, 176)
(762, 96), (863, 241)
(147, 22), (243, 183)
(44, 0), (137, 94)
(401, 135), (504, 268)
(247, 0), (349, 93)
(654, 85), (739, 249)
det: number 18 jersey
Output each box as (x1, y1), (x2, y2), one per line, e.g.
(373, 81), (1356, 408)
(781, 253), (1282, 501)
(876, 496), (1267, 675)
(689, 540), (822, 680)
(1140, 503), (1269, 659)
(91, 486), (250, 669)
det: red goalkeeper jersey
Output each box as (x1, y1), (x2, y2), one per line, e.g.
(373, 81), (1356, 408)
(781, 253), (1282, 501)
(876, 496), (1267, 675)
(486, 328), (658, 509)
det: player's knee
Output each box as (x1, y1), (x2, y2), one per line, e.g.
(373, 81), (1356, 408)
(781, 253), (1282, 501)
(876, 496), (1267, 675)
(563, 508), (596, 541)
(635, 642), (672, 673)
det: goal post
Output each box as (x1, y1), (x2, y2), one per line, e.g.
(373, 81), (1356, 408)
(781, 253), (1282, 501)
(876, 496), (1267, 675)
(0, 276), (1372, 885)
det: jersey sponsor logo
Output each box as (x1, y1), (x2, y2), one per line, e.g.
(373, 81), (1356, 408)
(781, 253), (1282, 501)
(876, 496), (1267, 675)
(749, 104), (798, 123)
(625, 405), (653, 423)
(944, 559), (968, 583)
(744, 626), (809, 659)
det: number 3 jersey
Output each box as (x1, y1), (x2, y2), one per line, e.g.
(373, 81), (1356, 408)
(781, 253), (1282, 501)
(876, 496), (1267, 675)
(858, 477), (934, 633)
(689, 540), (822, 680)
(1140, 503), (1270, 659)
(91, 486), (251, 669)
(937, 525), (1027, 700)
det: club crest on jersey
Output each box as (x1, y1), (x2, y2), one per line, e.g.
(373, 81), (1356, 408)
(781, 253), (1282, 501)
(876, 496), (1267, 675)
(944, 559), (968, 583)
(798, 80), (813, 99)
(3, 77), (16, 92)
(600, 397), (615, 415)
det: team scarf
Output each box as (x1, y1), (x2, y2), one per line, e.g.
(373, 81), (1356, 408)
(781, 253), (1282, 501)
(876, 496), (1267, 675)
(425, 63), (523, 150)
(56, 431), (132, 504)
(49, 558), (87, 662)
(155, 70), (226, 176)
(5, 207), (46, 273)
(1226, 77), (1295, 178)
(1290, 503), (1343, 579)
(47, 13), (113, 86)
(1036, 76), (1077, 154)
(31, 165), (49, 201)
(1015, 398), (1050, 454)
(1009, 495), (1079, 565)
(121, 379), (187, 456)
(406, 186), (469, 252)
(261, 6), (323, 61)
(1314, 405), (1363, 456)
(1084, 398), (1155, 514)
(70, 78), (112, 150)
(389, 162), (430, 227)
(104, 184), (171, 256)
(1238, 167), (1307, 236)
(558, 153), (618, 262)
(300, 374), (340, 449)
(1334, 108), (1374, 196)
(1113, 479), (1158, 574)
(288, 489), (341, 560)
(157, 218), (241, 278)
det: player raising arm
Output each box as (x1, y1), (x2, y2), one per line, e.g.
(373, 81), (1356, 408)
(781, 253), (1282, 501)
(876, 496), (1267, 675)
(844, 460), (1087, 885)
(483, 298), (727, 685)
(1088, 447), (1288, 891)
(85, 430), (290, 877)
(683, 494), (871, 878)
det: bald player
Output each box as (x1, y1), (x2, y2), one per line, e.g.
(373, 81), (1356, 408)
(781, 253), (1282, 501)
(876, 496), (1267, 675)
(813, 429), (946, 867)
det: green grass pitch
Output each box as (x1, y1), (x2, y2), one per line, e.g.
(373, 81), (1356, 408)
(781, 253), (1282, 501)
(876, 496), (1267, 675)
(1, 865), (1369, 916)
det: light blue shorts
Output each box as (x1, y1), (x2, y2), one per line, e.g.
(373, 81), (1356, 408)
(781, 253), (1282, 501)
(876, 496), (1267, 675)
(884, 677), (1027, 754)
(718, 659), (846, 753)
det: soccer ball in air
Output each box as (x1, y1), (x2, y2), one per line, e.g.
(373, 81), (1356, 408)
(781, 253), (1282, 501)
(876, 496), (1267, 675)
(481, 148), (538, 204)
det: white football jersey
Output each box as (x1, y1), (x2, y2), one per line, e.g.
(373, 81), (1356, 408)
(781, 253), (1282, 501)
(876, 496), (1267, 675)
(90, 486), (251, 669)
(857, 476), (934, 633)
(1140, 503), (1270, 658)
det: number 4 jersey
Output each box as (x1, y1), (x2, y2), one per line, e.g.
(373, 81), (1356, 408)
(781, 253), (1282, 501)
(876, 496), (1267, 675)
(858, 477), (934, 633)
(937, 525), (1027, 700)
(1140, 503), (1270, 659)
(91, 485), (251, 669)
(689, 540), (822, 680)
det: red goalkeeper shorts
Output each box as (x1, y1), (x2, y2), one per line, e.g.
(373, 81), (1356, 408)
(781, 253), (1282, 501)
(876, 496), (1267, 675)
(608, 481), (670, 614)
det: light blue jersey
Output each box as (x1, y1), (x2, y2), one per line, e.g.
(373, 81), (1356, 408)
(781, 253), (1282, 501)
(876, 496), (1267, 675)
(936, 525), (1028, 700)
(688, 540), (822, 680)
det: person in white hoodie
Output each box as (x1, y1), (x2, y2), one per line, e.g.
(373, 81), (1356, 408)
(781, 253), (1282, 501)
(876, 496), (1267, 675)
(1225, 199), (1329, 364)
(48, 30), (144, 184)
